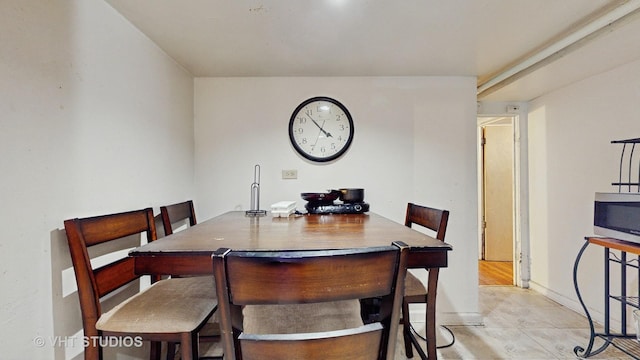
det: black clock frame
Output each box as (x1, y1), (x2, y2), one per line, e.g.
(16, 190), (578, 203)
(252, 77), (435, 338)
(288, 96), (354, 162)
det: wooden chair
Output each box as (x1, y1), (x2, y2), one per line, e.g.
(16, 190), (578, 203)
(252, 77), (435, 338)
(401, 203), (450, 359)
(64, 208), (216, 360)
(158, 201), (224, 359)
(160, 200), (197, 236)
(154, 213), (167, 239)
(213, 242), (409, 360)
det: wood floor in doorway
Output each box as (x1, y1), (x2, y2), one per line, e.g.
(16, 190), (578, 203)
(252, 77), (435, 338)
(479, 260), (512, 285)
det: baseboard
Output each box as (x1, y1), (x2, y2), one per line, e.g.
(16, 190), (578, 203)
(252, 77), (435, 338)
(409, 308), (484, 326)
(528, 280), (610, 328)
(438, 312), (484, 326)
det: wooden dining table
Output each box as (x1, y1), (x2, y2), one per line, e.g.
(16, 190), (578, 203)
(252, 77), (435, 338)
(130, 211), (452, 359)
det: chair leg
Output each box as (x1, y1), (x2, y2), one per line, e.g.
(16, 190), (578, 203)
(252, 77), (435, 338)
(402, 299), (414, 358)
(84, 341), (101, 360)
(83, 330), (102, 360)
(404, 298), (428, 360)
(179, 332), (198, 360)
(149, 341), (161, 360)
(166, 342), (176, 360)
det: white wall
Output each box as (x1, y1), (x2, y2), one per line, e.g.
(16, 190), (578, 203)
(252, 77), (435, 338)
(194, 76), (480, 323)
(0, 1), (195, 358)
(527, 58), (640, 326)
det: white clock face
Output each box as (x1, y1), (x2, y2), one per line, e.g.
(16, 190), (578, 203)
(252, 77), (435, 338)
(289, 97), (354, 162)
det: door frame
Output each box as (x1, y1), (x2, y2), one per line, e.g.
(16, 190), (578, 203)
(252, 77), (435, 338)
(481, 120), (514, 262)
(477, 113), (530, 288)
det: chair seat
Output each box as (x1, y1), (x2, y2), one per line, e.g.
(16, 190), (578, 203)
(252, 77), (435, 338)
(404, 271), (427, 297)
(243, 300), (363, 334)
(96, 277), (216, 334)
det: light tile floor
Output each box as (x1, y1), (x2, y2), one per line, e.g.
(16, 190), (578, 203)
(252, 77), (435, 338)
(395, 286), (632, 360)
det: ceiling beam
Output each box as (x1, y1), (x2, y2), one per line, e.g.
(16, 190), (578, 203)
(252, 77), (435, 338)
(477, 0), (640, 99)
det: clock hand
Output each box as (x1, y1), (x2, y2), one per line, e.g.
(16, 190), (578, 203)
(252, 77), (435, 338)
(306, 113), (333, 138)
(312, 122), (324, 149)
(318, 119), (332, 138)
(313, 131), (321, 148)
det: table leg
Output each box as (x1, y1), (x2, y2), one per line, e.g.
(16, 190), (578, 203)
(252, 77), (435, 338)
(425, 268), (439, 359)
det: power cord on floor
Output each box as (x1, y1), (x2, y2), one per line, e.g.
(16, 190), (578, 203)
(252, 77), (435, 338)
(409, 323), (456, 349)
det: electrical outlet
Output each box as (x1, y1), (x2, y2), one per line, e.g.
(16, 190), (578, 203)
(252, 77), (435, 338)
(282, 169), (297, 179)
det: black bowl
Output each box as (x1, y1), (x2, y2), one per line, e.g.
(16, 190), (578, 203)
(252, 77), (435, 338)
(301, 191), (340, 204)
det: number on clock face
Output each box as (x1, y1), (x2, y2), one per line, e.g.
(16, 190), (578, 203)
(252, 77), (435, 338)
(288, 97), (354, 162)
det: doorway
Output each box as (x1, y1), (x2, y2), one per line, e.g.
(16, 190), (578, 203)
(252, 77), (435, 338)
(479, 116), (515, 285)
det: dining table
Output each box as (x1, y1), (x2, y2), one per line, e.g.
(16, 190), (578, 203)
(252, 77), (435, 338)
(129, 210), (452, 359)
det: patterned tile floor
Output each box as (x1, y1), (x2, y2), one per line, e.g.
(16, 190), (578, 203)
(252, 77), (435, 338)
(395, 286), (632, 360)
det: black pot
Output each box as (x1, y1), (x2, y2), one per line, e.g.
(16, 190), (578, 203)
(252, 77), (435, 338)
(301, 191), (341, 204)
(338, 188), (364, 203)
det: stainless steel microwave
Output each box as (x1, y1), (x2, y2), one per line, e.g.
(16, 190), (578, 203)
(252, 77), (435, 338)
(594, 192), (640, 243)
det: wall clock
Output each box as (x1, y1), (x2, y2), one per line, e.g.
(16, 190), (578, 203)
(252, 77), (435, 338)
(288, 96), (354, 162)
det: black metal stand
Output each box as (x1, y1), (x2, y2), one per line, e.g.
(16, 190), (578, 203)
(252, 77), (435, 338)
(611, 138), (640, 193)
(574, 237), (640, 359)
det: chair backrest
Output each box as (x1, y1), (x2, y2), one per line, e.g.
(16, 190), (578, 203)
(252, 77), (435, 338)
(160, 200), (197, 236)
(404, 203), (450, 241)
(154, 213), (166, 238)
(63, 208), (157, 341)
(213, 242), (409, 360)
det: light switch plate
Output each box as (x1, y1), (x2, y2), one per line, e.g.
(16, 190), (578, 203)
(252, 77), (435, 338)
(282, 169), (297, 179)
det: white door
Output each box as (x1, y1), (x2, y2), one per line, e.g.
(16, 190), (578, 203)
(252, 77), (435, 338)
(482, 124), (514, 261)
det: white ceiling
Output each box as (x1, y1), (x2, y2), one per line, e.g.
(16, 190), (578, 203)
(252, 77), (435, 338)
(105, 0), (640, 102)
